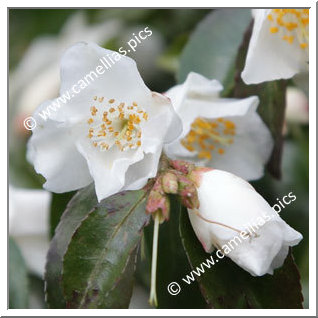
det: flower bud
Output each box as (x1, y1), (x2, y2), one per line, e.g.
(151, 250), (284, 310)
(177, 175), (199, 210)
(188, 169), (302, 276)
(146, 177), (170, 223)
(162, 171), (178, 194)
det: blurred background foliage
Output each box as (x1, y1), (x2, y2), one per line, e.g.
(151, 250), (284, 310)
(9, 8), (309, 309)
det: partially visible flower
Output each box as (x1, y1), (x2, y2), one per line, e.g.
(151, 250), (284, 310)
(9, 186), (51, 277)
(164, 72), (273, 181)
(285, 86), (309, 124)
(242, 9), (309, 84)
(27, 42), (182, 201)
(10, 11), (122, 127)
(188, 168), (302, 276)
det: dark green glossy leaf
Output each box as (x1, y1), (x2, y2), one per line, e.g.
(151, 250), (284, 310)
(180, 210), (303, 309)
(61, 189), (150, 308)
(144, 195), (206, 308)
(9, 237), (29, 309)
(177, 9), (252, 96)
(49, 191), (75, 238)
(45, 184), (98, 308)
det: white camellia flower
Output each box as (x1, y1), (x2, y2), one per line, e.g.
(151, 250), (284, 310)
(27, 42), (181, 201)
(164, 72), (273, 181)
(188, 168), (302, 276)
(241, 9), (309, 84)
(9, 186), (51, 277)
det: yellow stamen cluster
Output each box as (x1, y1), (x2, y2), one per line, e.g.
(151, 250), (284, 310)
(87, 97), (148, 152)
(267, 9), (309, 49)
(181, 117), (236, 160)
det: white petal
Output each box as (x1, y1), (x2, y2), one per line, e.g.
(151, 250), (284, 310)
(27, 100), (93, 193)
(124, 150), (162, 191)
(221, 221), (285, 276)
(166, 72), (223, 113)
(188, 209), (215, 253)
(76, 137), (146, 201)
(206, 111), (273, 180)
(189, 169), (302, 276)
(60, 42), (151, 105)
(223, 219), (302, 276)
(142, 92), (182, 145)
(242, 9), (308, 84)
(165, 94), (272, 182)
(191, 170), (272, 242)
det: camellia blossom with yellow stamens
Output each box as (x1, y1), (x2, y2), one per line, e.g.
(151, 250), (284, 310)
(164, 72), (273, 181)
(27, 42), (182, 202)
(241, 9), (309, 85)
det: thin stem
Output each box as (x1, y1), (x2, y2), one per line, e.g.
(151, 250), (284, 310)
(149, 212), (160, 307)
(194, 209), (243, 235)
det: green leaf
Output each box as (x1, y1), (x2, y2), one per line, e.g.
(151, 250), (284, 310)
(9, 237), (29, 308)
(180, 210), (303, 309)
(144, 195), (206, 308)
(232, 22), (287, 178)
(177, 9), (252, 95)
(45, 184), (150, 309)
(61, 189), (150, 308)
(49, 191), (76, 238)
(45, 184), (98, 308)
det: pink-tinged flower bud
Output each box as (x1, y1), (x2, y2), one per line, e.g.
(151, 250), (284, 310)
(146, 178), (170, 222)
(177, 175), (199, 210)
(162, 171), (178, 194)
(188, 169), (302, 276)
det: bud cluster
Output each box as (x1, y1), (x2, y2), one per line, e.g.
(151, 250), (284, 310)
(145, 159), (204, 222)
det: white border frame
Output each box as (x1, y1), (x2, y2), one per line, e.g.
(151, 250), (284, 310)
(2, 0), (316, 316)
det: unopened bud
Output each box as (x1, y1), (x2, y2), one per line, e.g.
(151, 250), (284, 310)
(146, 177), (170, 222)
(162, 171), (178, 194)
(177, 175), (200, 209)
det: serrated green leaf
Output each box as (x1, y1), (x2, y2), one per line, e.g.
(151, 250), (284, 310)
(180, 209), (303, 309)
(177, 8), (252, 96)
(144, 195), (206, 308)
(45, 184), (98, 308)
(61, 189), (150, 308)
(9, 237), (29, 308)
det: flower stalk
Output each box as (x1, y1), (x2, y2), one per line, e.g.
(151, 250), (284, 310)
(149, 211), (161, 307)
